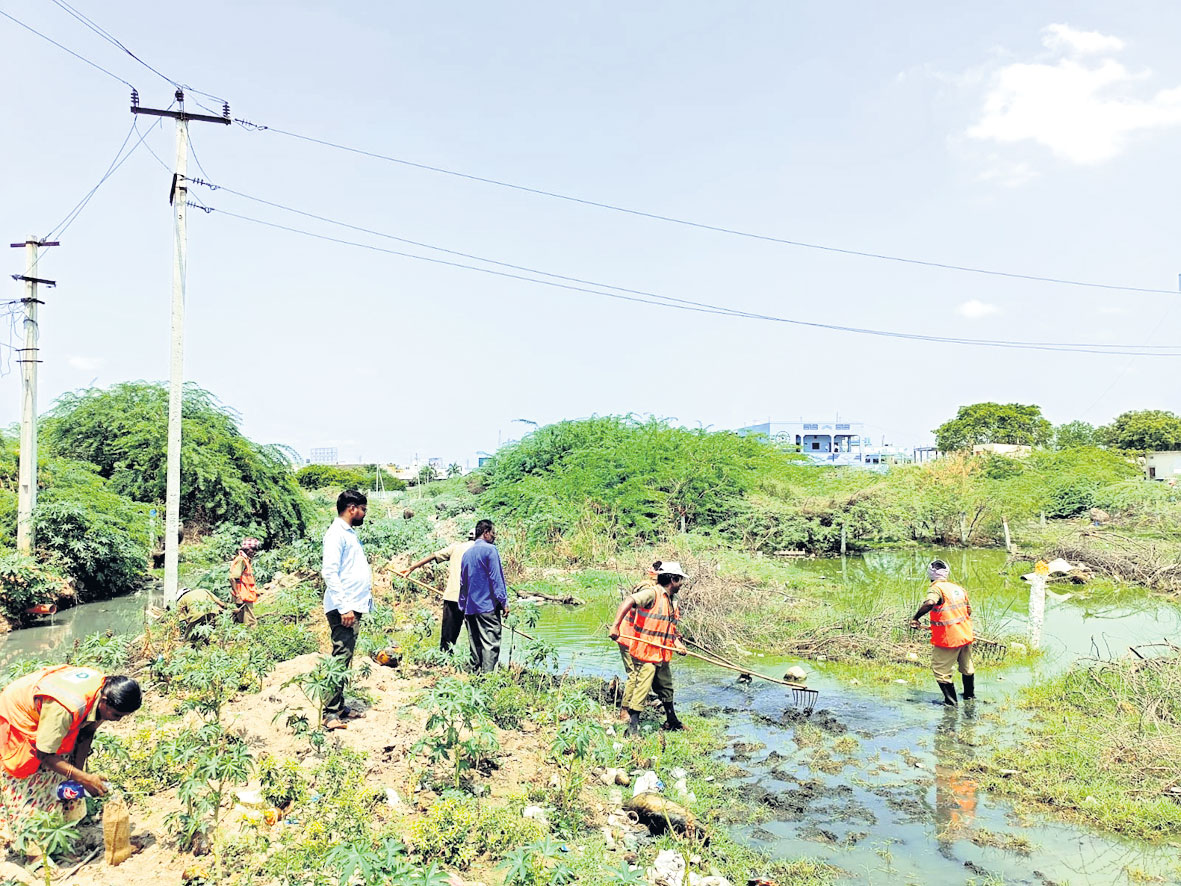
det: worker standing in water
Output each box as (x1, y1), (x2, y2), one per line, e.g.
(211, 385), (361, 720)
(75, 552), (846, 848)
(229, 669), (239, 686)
(911, 558), (976, 706)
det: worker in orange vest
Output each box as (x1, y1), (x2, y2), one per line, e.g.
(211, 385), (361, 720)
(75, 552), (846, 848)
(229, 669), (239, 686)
(609, 561), (689, 738)
(911, 558), (975, 706)
(229, 537), (262, 625)
(613, 561), (661, 721)
(0, 666), (141, 839)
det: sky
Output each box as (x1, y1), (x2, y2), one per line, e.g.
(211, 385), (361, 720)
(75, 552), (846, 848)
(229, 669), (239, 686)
(2, 1), (1180, 466)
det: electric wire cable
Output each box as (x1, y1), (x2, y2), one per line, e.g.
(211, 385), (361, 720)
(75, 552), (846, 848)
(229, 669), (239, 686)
(44, 0), (227, 102)
(195, 203), (1181, 357)
(0, 8), (135, 88)
(236, 121), (1181, 298)
(191, 178), (1181, 354)
(45, 118), (141, 240)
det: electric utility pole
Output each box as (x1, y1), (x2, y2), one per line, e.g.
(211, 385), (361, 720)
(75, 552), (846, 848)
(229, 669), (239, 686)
(131, 89), (230, 604)
(9, 238), (57, 554)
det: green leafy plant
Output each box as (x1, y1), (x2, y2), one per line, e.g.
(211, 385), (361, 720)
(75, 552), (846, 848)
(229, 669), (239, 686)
(498, 837), (576, 886)
(290, 654), (353, 726)
(413, 678), (500, 789)
(165, 723), (253, 874)
(16, 809), (80, 886)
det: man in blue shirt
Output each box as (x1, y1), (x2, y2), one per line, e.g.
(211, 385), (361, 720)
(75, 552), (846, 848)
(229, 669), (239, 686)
(320, 489), (373, 729)
(458, 519), (509, 672)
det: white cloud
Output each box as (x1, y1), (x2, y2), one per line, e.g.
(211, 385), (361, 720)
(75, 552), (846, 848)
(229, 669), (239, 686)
(967, 24), (1181, 165)
(1042, 23), (1125, 56)
(66, 355), (103, 372)
(958, 300), (999, 319)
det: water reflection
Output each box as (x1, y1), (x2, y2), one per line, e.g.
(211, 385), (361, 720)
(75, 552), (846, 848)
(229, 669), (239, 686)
(933, 706), (978, 848)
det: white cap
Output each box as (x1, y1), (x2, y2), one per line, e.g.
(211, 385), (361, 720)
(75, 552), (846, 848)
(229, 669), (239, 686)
(657, 561), (687, 578)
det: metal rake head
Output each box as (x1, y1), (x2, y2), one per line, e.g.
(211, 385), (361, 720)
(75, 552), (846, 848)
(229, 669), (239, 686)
(792, 686), (819, 715)
(974, 637), (1008, 663)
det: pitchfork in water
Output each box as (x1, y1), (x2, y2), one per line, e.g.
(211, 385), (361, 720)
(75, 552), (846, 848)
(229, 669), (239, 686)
(905, 622), (1008, 664)
(613, 634), (819, 714)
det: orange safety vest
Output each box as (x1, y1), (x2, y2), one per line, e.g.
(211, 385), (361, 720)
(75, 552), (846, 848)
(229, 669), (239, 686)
(230, 553), (258, 603)
(0, 665), (105, 778)
(928, 581), (973, 648)
(625, 587), (680, 664)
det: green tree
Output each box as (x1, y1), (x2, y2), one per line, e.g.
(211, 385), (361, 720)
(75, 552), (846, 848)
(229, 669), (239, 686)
(417, 463), (438, 485)
(934, 402), (1052, 452)
(447, 463), (462, 478)
(1053, 420), (1098, 450)
(1099, 410), (1181, 451)
(43, 383), (307, 542)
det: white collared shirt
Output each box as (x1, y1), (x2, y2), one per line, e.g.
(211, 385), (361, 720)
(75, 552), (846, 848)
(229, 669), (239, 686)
(321, 517), (373, 615)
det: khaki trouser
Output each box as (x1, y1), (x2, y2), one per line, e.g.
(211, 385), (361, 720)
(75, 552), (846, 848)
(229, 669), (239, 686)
(622, 658), (674, 711)
(233, 601), (256, 626)
(619, 644), (636, 678)
(931, 643), (974, 682)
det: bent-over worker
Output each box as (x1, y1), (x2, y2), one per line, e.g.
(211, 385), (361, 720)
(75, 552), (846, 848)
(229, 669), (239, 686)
(610, 561), (688, 737)
(229, 537), (262, 626)
(176, 586), (227, 641)
(400, 528), (476, 652)
(911, 558), (976, 706)
(0, 666), (141, 841)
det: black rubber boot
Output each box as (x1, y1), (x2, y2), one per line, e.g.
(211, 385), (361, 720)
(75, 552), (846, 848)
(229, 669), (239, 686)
(626, 709), (641, 738)
(934, 681), (958, 706)
(961, 673), (975, 700)
(661, 701), (684, 731)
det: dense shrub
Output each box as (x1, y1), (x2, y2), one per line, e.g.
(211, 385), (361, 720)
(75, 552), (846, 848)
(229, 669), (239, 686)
(0, 552), (68, 620)
(295, 464), (404, 492)
(43, 383), (308, 543)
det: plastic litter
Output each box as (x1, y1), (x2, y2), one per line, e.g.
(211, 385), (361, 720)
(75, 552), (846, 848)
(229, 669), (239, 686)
(648, 849), (686, 886)
(522, 805), (549, 825)
(632, 770), (663, 797)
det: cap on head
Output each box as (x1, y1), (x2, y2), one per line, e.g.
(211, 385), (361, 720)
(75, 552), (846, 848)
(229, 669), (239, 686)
(657, 561), (687, 579)
(241, 537), (261, 552)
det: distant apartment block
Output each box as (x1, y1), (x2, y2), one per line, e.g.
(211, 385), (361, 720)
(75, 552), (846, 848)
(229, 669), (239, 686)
(309, 447), (339, 465)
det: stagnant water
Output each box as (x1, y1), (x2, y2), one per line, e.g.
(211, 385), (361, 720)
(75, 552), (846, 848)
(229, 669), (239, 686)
(2, 550), (1178, 884)
(532, 549), (1181, 885)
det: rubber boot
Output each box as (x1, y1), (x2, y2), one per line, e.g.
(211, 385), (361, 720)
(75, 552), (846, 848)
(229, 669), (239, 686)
(661, 701), (684, 731)
(626, 709), (641, 739)
(961, 673), (975, 700)
(934, 681), (958, 706)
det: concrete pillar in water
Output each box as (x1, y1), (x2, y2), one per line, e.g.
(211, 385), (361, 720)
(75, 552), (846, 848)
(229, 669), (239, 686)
(1028, 560), (1049, 650)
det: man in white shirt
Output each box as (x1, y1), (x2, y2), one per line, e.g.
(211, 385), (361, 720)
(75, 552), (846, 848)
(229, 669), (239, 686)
(320, 489), (373, 730)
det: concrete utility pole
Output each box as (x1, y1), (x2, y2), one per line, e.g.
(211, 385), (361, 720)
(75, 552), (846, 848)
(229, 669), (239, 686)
(9, 237), (57, 554)
(132, 89), (230, 604)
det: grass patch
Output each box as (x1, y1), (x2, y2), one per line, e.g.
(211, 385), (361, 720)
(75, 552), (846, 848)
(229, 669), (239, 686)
(977, 652), (1181, 841)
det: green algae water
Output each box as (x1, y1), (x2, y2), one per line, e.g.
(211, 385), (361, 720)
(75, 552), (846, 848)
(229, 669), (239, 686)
(532, 549), (1181, 885)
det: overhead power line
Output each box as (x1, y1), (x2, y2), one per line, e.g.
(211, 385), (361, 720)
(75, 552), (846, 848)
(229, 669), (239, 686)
(189, 196), (1179, 357)
(191, 178), (1181, 354)
(0, 8), (134, 88)
(233, 120), (1180, 298)
(43, 0), (227, 102)
(45, 116), (165, 241)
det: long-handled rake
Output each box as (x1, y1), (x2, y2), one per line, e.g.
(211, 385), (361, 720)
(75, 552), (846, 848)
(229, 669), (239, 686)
(616, 634), (819, 714)
(396, 571), (538, 642)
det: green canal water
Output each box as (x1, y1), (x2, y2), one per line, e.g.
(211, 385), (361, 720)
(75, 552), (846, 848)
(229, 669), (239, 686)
(2, 549), (1178, 884)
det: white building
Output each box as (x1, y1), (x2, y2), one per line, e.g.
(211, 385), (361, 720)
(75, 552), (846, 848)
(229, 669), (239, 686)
(1144, 451), (1181, 482)
(738, 420), (870, 465)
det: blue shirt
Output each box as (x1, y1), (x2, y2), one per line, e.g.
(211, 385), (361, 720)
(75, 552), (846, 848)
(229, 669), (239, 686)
(458, 539), (508, 615)
(321, 517), (373, 615)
